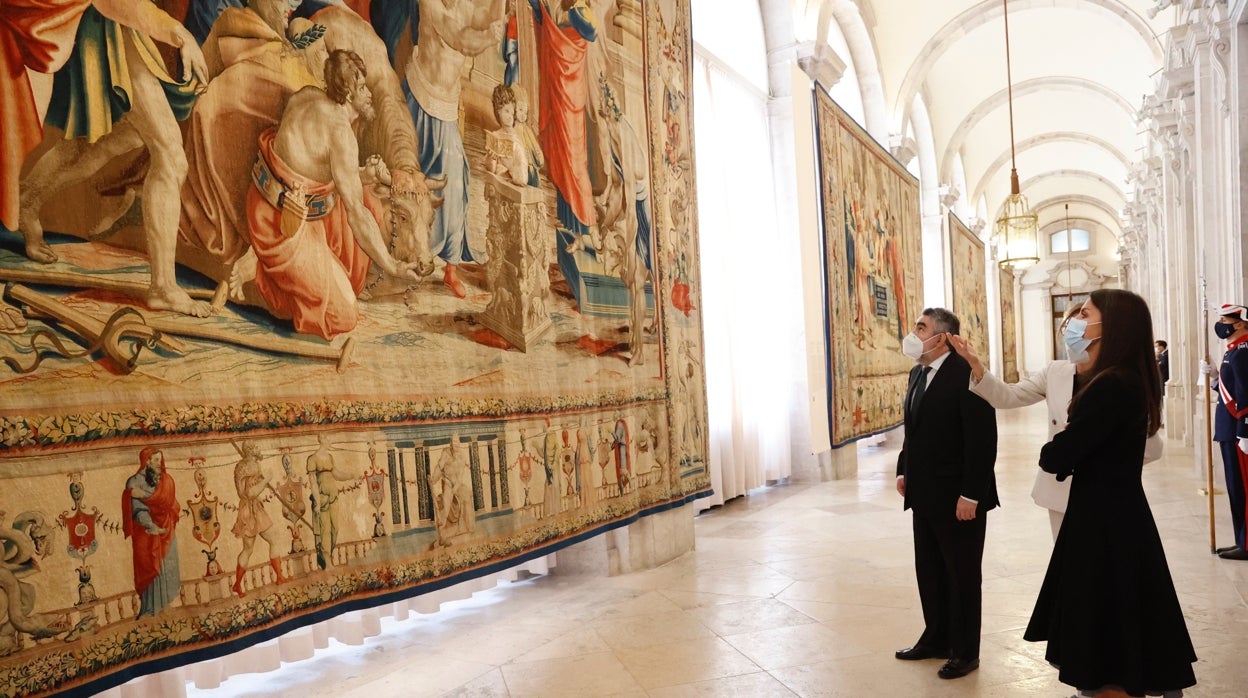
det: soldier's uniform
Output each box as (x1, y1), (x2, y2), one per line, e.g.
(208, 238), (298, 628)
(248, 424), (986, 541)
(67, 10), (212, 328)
(1213, 304), (1248, 556)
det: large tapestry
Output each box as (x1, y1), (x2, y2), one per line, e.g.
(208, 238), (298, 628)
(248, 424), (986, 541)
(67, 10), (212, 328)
(814, 89), (922, 446)
(1000, 266), (1019, 383)
(0, 1), (709, 695)
(949, 213), (988, 362)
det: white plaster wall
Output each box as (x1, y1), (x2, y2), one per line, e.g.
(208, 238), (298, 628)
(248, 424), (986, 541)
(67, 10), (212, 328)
(690, 0), (769, 91)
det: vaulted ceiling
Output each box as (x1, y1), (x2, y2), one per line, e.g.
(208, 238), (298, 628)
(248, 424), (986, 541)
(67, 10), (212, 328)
(776, 0), (1176, 242)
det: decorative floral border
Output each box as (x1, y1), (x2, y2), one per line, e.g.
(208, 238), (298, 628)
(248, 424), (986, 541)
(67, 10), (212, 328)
(0, 388), (666, 453)
(0, 484), (710, 697)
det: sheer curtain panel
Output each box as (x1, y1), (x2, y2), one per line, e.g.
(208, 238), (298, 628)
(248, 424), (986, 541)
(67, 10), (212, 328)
(691, 50), (799, 510)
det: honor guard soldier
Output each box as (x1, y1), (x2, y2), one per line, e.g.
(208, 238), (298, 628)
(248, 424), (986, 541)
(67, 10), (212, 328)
(1207, 303), (1248, 560)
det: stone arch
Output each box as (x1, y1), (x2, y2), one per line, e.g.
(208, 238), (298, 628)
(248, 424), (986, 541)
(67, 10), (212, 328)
(1019, 169), (1127, 205)
(893, 0), (1161, 131)
(939, 76), (1137, 182)
(809, 0), (889, 140)
(1003, 194), (1125, 238)
(970, 132), (1132, 206)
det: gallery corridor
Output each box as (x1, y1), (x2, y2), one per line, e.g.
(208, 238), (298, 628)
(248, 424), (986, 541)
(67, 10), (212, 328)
(185, 404), (1248, 697)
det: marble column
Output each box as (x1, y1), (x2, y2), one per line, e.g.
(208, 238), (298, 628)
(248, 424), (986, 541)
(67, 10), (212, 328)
(1180, 1), (1236, 480)
(1135, 1), (1234, 464)
(792, 44), (856, 477)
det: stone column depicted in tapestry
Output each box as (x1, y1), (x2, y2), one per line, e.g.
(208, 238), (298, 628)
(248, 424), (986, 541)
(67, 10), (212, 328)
(480, 171), (553, 351)
(614, 0), (642, 52)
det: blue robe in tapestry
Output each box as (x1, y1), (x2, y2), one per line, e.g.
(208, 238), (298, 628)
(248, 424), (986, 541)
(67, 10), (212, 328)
(45, 7), (198, 141)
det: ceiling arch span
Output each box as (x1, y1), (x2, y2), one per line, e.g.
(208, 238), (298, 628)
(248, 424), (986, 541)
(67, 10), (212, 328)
(891, 0), (1162, 131)
(1041, 215), (1109, 235)
(1013, 195), (1125, 237)
(819, 0), (889, 140)
(1019, 169), (1127, 204)
(939, 76), (1137, 182)
(970, 132), (1132, 207)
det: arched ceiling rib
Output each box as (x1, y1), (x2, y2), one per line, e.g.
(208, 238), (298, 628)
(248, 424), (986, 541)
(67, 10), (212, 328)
(938, 77), (1136, 183)
(970, 132), (1132, 208)
(770, 1), (1170, 252)
(1001, 195), (1125, 236)
(1019, 170), (1127, 206)
(1014, 178), (1127, 222)
(889, 0), (1161, 130)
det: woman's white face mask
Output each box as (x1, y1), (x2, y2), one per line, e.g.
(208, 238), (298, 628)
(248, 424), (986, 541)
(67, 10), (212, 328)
(1061, 318), (1101, 364)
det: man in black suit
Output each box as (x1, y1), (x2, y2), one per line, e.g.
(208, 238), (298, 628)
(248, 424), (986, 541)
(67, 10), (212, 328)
(894, 308), (998, 680)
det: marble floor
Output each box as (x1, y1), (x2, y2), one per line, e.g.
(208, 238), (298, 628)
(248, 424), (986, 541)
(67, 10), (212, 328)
(187, 404), (1248, 697)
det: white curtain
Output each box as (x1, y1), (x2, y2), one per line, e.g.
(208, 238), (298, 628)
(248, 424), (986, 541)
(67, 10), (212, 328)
(691, 50), (799, 510)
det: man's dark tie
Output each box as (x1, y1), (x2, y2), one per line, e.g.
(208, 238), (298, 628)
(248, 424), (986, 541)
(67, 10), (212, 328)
(907, 366), (932, 416)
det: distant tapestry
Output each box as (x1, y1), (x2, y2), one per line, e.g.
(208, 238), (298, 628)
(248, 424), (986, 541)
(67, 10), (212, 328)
(814, 89), (923, 446)
(949, 213), (988, 363)
(0, 1), (708, 695)
(1000, 266), (1020, 383)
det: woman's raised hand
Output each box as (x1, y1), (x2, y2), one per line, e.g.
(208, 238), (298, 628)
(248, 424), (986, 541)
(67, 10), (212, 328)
(945, 333), (986, 381)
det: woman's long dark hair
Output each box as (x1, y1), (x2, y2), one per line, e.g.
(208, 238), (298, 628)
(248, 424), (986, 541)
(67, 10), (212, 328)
(1067, 289), (1163, 436)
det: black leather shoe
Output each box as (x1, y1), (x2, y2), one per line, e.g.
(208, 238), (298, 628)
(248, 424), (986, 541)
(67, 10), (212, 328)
(895, 645), (949, 660)
(937, 657), (979, 679)
(1219, 547), (1248, 560)
(1216, 545), (1240, 554)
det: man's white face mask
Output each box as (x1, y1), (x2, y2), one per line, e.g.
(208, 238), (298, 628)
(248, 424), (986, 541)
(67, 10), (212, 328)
(901, 332), (938, 361)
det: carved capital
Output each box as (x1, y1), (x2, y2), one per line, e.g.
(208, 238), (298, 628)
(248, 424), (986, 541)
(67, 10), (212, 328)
(1145, 0), (1179, 20)
(1160, 61), (1195, 99)
(795, 41), (847, 89)
(938, 183), (961, 209)
(889, 134), (918, 165)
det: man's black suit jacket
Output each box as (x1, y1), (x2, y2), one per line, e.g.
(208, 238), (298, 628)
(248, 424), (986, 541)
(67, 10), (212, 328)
(895, 351), (999, 516)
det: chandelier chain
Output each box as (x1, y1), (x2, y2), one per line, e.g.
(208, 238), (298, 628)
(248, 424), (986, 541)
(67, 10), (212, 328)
(1005, 0), (1017, 170)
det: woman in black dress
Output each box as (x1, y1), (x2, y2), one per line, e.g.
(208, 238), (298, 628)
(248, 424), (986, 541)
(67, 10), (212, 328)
(1024, 289), (1196, 697)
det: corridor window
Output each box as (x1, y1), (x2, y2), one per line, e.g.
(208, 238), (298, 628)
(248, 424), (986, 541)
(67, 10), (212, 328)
(1050, 228), (1090, 254)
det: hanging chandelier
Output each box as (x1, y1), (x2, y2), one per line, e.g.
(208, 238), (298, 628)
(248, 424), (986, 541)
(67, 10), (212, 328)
(994, 0), (1039, 269)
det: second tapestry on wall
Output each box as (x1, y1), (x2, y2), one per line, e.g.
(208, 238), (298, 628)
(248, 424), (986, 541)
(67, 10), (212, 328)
(949, 213), (989, 364)
(814, 89), (923, 446)
(1000, 266), (1020, 383)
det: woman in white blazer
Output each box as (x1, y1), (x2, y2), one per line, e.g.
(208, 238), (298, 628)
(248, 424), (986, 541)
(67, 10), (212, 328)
(945, 325), (1162, 540)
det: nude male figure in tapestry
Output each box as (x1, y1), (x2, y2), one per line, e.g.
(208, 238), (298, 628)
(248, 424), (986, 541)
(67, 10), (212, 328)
(592, 96), (652, 366)
(403, 0), (508, 298)
(235, 49), (430, 339)
(18, 0), (214, 317)
(306, 433), (355, 568)
(180, 0), (436, 284)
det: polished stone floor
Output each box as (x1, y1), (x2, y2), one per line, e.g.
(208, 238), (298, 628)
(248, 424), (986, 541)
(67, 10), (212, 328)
(187, 404), (1248, 697)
